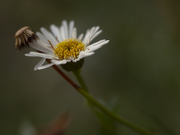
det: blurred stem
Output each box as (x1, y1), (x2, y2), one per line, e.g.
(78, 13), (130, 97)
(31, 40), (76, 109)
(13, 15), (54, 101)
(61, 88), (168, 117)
(49, 64), (155, 135)
(72, 70), (154, 135)
(77, 88), (154, 135)
(73, 70), (118, 135)
(87, 101), (118, 135)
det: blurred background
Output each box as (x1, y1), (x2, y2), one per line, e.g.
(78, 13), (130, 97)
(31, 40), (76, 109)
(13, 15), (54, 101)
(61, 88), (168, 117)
(1, 0), (180, 134)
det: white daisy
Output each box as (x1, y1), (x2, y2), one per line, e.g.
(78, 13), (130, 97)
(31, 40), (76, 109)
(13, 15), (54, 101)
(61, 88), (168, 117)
(24, 20), (109, 70)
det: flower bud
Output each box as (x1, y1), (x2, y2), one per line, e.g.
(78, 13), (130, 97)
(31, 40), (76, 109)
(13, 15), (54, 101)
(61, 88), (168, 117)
(61, 58), (84, 72)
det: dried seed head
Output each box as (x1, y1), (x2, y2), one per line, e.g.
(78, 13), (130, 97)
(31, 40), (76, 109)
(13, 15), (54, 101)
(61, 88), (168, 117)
(15, 26), (38, 50)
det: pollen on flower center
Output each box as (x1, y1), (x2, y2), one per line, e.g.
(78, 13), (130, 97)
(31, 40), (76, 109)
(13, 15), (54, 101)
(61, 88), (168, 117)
(54, 39), (85, 60)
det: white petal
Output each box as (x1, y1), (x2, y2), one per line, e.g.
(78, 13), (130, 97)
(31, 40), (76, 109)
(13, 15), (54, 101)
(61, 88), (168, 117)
(69, 21), (74, 39)
(62, 20), (68, 39)
(36, 32), (49, 44)
(60, 26), (66, 41)
(25, 52), (55, 59)
(36, 63), (54, 70)
(40, 27), (58, 45)
(71, 59), (77, 62)
(83, 26), (102, 45)
(82, 29), (90, 44)
(72, 28), (77, 39)
(87, 39), (106, 47)
(78, 33), (84, 41)
(84, 27), (96, 45)
(29, 40), (53, 54)
(34, 58), (46, 71)
(78, 51), (85, 59)
(87, 45), (103, 52)
(77, 51), (94, 59)
(50, 24), (62, 42)
(89, 30), (102, 42)
(92, 26), (100, 35)
(83, 52), (95, 58)
(51, 59), (68, 65)
(86, 40), (109, 52)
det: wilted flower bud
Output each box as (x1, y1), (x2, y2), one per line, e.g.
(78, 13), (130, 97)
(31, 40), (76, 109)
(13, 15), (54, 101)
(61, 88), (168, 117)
(15, 26), (38, 50)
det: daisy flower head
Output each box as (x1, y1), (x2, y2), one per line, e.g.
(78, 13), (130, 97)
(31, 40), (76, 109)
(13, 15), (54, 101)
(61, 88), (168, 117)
(16, 20), (109, 71)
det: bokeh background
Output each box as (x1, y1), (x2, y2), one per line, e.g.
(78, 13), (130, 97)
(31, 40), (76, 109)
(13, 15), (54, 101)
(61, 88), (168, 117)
(1, 0), (180, 135)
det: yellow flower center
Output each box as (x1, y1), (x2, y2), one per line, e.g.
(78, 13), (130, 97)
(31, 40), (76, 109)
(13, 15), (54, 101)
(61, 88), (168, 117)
(54, 39), (85, 60)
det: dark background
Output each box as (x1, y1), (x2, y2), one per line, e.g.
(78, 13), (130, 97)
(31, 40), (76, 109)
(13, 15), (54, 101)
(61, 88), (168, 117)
(1, 0), (180, 134)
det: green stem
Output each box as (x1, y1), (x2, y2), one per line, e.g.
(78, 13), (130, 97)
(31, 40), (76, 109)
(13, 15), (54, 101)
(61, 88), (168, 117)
(73, 70), (118, 134)
(77, 88), (154, 135)
(73, 70), (89, 92)
(50, 65), (155, 135)
(72, 70), (155, 135)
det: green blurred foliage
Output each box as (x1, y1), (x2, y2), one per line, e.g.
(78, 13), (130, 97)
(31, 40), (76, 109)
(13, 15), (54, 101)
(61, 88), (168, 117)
(1, 0), (180, 135)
